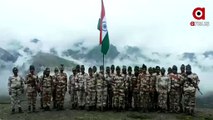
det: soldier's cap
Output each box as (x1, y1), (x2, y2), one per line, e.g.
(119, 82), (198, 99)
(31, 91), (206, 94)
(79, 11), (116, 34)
(76, 65), (80, 68)
(100, 65), (104, 69)
(181, 64), (185, 68)
(156, 66), (160, 69)
(111, 65), (115, 68)
(13, 67), (18, 71)
(186, 64), (191, 69)
(148, 67), (152, 71)
(88, 67), (92, 71)
(106, 66), (110, 70)
(93, 66), (97, 68)
(122, 66), (126, 69)
(128, 66), (132, 71)
(134, 66), (139, 70)
(116, 66), (120, 70)
(81, 65), (85, 68)
(142, 64), (147, 69)
(45, 67), (50, 72)
(29, 65), (35, 70)
(172, 65), (177, 70)
(60, 64), (64, 67)
(161, 67), (165, 71)
(54, 67), (59, 72)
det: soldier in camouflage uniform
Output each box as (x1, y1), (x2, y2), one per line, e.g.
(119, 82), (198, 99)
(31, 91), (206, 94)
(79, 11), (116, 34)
(86, 67), (96, 110)
(105, 66), (113, 110)
(8, 67), (24, 114)
(38, 70), (46, 109)
(167, 67), (172, 75)
(77, 65), (88, 109)
(96, 65), (107, 111)
(156, 68), (171, 112)
(68, 68), (78, 109)
(52, 67), (59, 109)
(182, 64), (200, 115)
(25, 65), (39, 112)
(113, 66), (125, 111)
(122, 66), (129, 110)
(40, 68), (53, 111)
(139, 64), (150, 112)
(179, 64), (186, 112)
(55, 64), (67, 110)
(93, 66), (97, 75)
(169, 65), (182, 113)
(126, 66), (133, 110)
(132, 66), (140, 111)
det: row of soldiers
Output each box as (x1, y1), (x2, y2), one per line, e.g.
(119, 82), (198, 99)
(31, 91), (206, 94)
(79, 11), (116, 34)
(8, 64), (200, 115)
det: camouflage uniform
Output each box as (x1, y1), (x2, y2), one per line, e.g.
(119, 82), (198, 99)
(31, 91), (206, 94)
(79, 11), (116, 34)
(105, 72), (113, 110)
(25, 72), (39, 112)
(149, 73), (158, 111)
(55, 72), (67, 109)
(132, 68), (140, 110)
(68, 73), (78, 109)
(156, 74), (170, 111)
(139, 72), (150, 112)
(126, 72), (133, 109)
(169, 73), (182, 113)
(113, 72), (125, 110)
(52, 69), (58, 109)
(183, 73), (200, 114)
(86, 73), (96, 109)
(8, 74), (24, 112)
(96, 72), (107, 110)
(40, 74), (53, 110)
(77, 72), (88, 108)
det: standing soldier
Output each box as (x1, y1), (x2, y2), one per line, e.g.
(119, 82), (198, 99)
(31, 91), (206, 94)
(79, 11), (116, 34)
(55, 64), (67, 110)
(182, 64), (200, 115)
(76, 65), (81, 74)
(40, 68), (53, 111)
(169, 65), (182, 113)
(122, 66), (128, 110)
(77, 65), (88, 109)
(68, 68), (78, 109)
(105, 66), (113, 110)
(38, 70), (46, 109)
(153, 66), (161, 111)
(113, 66), (125, 111)
(139, 64), (150, 112)
(96, 65), (107, 111)
(86, 67), (96, 110)
(92, 66), (97, 75)
(25, 65), (39, 113)
(52, 67), (59, 109)
(111, 65), (116, 78)
(8, 67), (24, 114)
(156, 68), (171, 112)
(179, 64), (186, 112)
(126, 66), (133, 110)
(132, 66), (140, 111)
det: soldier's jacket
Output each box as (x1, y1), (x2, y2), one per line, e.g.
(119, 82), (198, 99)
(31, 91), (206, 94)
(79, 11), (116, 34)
(139, 73), (150, 92)
(8, 75), (24, 92)
(52, 73), (58, 90)
(126, 74), (133, 91)
(183, 73), (200, 92)
(122, 74), (128, 91)
(132, 75), (140, 92)
(68, 74), (78, 91)
(169, 73), (182, 91)
(25, 73), (39, 92)
(105, 73), (113, 91)
(56, 72), (67, 90)
(96, 72), (107, 90)
(77, 73), (88, 90)
(86, 74), (96, 92)
(113, 74), (124, 95)
(156, 75), (171, 93)
(40, 75), (53, 91)
(149, 73), (158, 92)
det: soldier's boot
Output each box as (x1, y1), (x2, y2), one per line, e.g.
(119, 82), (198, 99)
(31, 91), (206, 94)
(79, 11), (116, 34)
(11, 108), (15, 114)
(18, 107), (23, 113)
(28, 106), (31, 113)
(46, 106), (50, 111)
(32, 106), (36, 112)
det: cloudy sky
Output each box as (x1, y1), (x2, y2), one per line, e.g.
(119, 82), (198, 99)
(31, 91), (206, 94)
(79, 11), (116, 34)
(0, 0), (213, 94)
(0, 0), (212, 53)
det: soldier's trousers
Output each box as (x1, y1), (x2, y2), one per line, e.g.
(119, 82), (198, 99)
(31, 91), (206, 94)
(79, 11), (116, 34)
(52, 89), (56, 107)
(70, 89), (78, 108)
(27, 91), (37, 108)
(113, 90), (125, 109)
(97, 88), (107, 109)
(170, 90), (181, 113)
(158, 91), (168, 110)
(10, 89), (22, 109)
(86, 90), (96, 107)
(56, 87), (66, 107)
(140, 91), (150, 111)
(107, 89), (113, 109)
(132, 91), (140, 109)
(77, 89), (85, 107)
(183, 91), (196, 114)
(42, 87), (52, 108)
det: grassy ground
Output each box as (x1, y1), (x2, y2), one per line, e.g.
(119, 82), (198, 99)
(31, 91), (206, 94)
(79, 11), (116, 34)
(1, 95), (213, 120)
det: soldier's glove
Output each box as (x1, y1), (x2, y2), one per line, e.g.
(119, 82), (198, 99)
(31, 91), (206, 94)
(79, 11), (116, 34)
(9, 91), (11, 95)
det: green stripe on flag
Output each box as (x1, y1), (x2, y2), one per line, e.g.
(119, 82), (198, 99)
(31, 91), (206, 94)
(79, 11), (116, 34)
(101, 32), (109, 55)
(97, 19), (101, 30)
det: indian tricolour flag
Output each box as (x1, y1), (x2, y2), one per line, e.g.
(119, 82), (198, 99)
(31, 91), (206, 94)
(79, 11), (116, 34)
(97, 0), (109, 55)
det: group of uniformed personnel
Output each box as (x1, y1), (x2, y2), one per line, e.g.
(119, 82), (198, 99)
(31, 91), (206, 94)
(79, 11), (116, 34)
(8, 64), (200, 115)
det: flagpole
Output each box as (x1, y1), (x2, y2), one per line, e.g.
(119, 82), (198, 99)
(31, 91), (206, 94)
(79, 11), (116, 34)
(103, 53), (105, 75)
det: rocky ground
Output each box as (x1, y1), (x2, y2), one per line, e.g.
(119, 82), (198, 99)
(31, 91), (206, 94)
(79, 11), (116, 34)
(0, 95), (213, 120)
